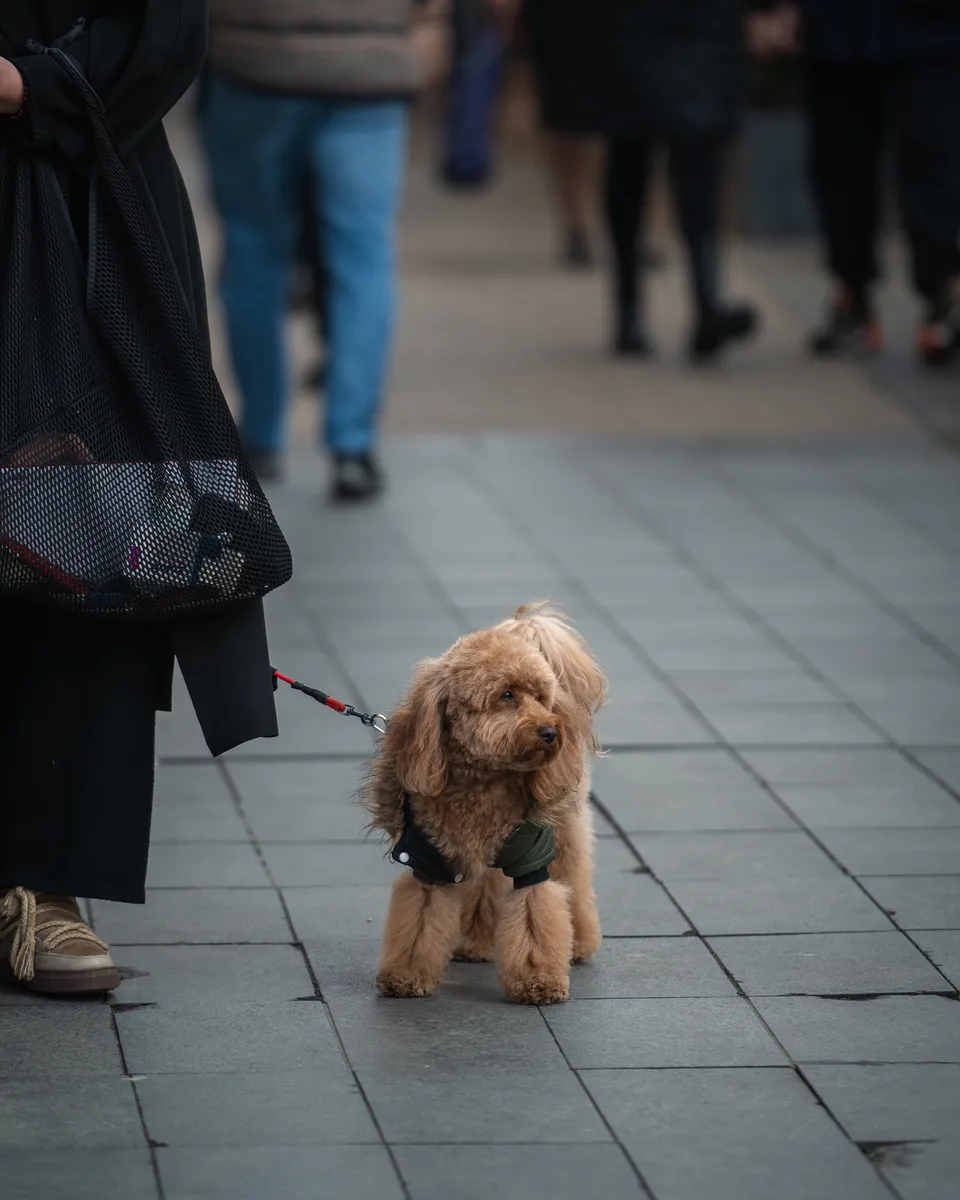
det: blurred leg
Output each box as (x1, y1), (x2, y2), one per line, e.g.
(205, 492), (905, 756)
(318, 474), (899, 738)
(200, 74), (305, 453)
(896, 63), (960, 303)
(311, 100), (408, 456)
(668, 134), (757, 360)
(549, 134), (600, 264)
(603, 138), (654, 352)
(666, 133), (726, 314)
(805, 63), (886, 297)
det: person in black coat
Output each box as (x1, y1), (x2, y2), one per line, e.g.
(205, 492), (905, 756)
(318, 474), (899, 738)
(523, 0), (758, 360)
(749, 0), (960, 364)
(0, 1), (281, 996)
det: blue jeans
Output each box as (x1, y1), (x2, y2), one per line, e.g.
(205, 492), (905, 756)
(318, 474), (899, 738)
(200, 74), (407, 454)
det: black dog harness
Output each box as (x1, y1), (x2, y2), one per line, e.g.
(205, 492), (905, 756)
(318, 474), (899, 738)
(391, 795), (555, 890)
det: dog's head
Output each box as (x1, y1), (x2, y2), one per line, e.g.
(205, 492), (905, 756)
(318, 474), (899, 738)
(384, 628), (588, 804)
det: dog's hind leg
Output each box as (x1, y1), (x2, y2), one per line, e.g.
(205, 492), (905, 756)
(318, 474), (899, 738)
(454, 869), (510, 962)
(552, 805), (602, 963)
(496, 879), (573, 1005)
(376, 872), (463, 998)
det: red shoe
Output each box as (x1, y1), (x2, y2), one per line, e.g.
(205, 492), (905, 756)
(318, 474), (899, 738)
(809, 286), (884, 358)
(917, 285), (960, 367)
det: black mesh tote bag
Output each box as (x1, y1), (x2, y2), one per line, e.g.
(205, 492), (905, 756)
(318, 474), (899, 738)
(0, 26), (292, 618)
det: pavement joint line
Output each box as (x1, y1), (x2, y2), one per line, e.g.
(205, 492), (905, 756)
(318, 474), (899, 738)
(108, 1006), (165, 1199)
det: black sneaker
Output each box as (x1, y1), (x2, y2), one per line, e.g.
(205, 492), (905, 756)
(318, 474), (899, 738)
(562, 227), (594, 269)
(690, 303), (758, 363)
(809, 287), (884, 358)
(331, 452), (384, 503)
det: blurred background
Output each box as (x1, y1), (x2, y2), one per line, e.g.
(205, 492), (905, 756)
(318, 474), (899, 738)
(174, 0), (959, 493)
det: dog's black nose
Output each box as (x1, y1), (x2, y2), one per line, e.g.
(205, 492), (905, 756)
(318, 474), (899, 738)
(539, 725), (558, 744)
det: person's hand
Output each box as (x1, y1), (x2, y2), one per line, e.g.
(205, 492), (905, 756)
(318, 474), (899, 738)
(0, 57), (25, 115)
(746, 4), (801, 57)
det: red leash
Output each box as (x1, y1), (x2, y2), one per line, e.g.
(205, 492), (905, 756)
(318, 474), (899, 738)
(272, 668), (387, 733)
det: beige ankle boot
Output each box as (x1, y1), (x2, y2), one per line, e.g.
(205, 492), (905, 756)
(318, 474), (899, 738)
(0, 888), (120, 994)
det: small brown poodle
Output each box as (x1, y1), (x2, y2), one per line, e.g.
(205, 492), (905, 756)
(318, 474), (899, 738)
(365, 603), (606, 1005)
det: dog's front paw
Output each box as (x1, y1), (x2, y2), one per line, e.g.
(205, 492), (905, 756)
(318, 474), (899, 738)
(501, 971), (570, 1006)
(376, 972), (438, 998)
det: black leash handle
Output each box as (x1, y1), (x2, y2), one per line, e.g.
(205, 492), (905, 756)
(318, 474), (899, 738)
(272, 669), (387, 733)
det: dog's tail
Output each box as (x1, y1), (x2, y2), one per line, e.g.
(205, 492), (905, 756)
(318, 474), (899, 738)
(499, 602), (607, 720)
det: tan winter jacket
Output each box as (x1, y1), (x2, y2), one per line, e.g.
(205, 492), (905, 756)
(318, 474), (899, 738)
(208, 0), (425, 96)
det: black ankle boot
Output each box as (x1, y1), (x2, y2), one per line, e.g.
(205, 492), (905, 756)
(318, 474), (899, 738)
(690, 303), (758, 363)
(331, 451), (384, 503)
(614, 311), (655, 357)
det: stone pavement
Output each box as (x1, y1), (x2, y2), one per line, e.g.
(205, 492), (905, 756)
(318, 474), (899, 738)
(4, 105), (960, 1200)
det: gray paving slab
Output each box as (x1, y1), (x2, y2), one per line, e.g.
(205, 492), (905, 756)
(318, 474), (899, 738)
(394, 1144), (644, 1200)
(136, 1071), (379, 1147)
(358, 1066), (611, 1144)
(91, 888), (292, 945)
(704, 704), (884, 746)
(0, 1007), (124, 1076)
(913, 751), (960, 793)
(708, 932), (949, 996)
(753, 995), (960, 1063)
(0, 1150), (158, 1200)
(628, 830), (840, 881)
(859, 876), (960, 930)
(600, 749), (756, 787)
(107, 945), (314, 1005)
(145, 842), (270, 889)
(743, 749), (932, 787)
(157, 1145), (402, 1200)
(665, 874), (893, 935)
(326, 990), (571, 1074)
(0, 1077), (145, 1148)
(151, 765), (247, 842)
(285, 886), (392, 943)
(592, 754), (794, 832)
(544, 998), (785, 1068)
(815, 828), (960, 876)
(875, 1139), (960, 1200)
(667, 669), (839, 706)
(804, 1064), (960, 1141)
(593, 838), (692, 936)
(771, 783), (960, 828)
(911, 931), (960, 990)
(583, 1068), (890, 1200)
(227, 759), (370, 842)
(570, 938), (736, 999)
(596, 700), (715, 746)
(260, 840), (390, 887)
(115, 1003), (348, 1075)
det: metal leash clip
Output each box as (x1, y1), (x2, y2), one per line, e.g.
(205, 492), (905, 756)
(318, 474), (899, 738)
(272, 669), (388, 734)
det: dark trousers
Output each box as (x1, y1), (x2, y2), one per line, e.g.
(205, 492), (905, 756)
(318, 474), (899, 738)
(0, 605), (170, 904)
(806, 61), (960, 301)
(605, 134), (727, 319)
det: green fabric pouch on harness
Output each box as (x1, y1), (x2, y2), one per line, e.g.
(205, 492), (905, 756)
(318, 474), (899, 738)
(390, 795), (555, 889)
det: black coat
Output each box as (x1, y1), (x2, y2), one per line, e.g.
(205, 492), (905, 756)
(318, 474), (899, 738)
(798, 0), (960, 61)
(524, 0), (746, 138)
(0, 0), (279, 756)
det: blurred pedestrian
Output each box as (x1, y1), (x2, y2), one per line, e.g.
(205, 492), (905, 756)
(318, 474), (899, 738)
(748, 1), (960, 366)
(522, 1), (757, 360)
(202, 1), (428, 500)
(0, 1), (281, 995)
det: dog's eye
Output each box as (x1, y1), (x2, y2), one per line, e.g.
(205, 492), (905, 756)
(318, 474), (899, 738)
(500, 690), (515, 702)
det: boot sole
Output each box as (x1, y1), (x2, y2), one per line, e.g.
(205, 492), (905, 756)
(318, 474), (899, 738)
(0, 958), (120, 995)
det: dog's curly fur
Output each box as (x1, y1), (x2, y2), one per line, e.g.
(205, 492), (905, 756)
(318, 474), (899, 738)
(365, 603), (606, 1005)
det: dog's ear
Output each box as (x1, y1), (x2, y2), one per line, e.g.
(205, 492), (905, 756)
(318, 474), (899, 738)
(389, 659), (449, 798)
(528, 686), (588, 809)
